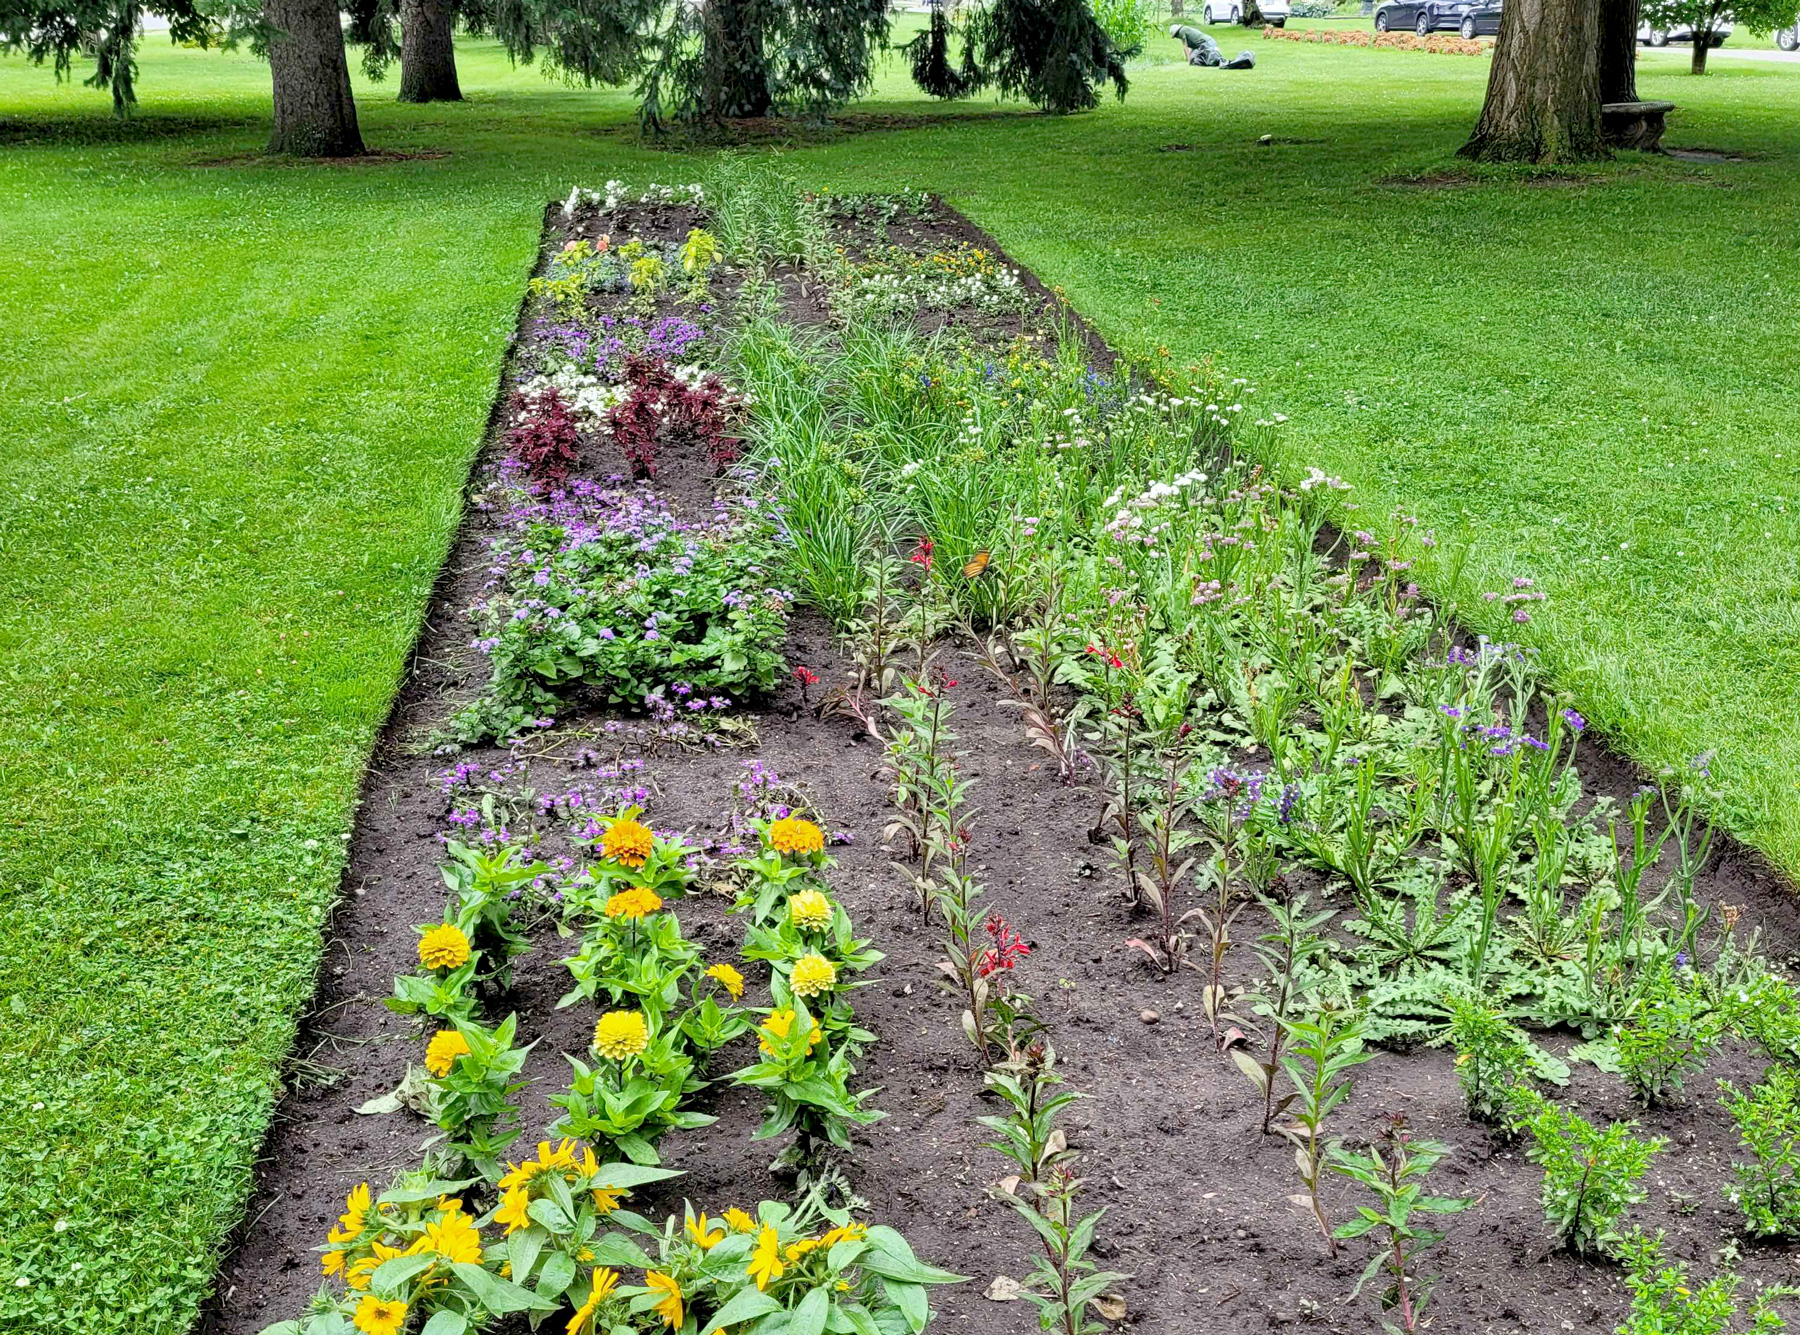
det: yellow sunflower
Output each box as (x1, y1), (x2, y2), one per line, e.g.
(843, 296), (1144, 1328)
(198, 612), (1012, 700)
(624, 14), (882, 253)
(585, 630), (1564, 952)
(352, 1296), (406, 1335)
(418, 922), (471, 971)
(705, 961), (746, 999)
(424, 1028), (471, 1078)
(748, 1227), (786, 1291)
(768, 816), (825, 856)
(645, 1271), (684, 1328)
(604, 885), (663, 919)
(414, 1208), (483, 1265)
(494, 1185), (533, 1235)
(499, 1139), (580, 1193)
(789, 953), (837, 998)
(593, 1010), (650, 1061)
(685, 1211), (724, 1251)
(787, 890), (833, 932)
(819, 1221), (868, 1248)
(337, 1183), (372, 1236)
(600, 817), (655, 868)
(722, 1207), (757, 1234)
(346, 1242), (405, 1292)
(566, 1266), (620, 1335)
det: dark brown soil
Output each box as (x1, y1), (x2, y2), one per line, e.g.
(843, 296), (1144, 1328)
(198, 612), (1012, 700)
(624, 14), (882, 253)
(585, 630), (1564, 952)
(198, 200), (1800, 1335)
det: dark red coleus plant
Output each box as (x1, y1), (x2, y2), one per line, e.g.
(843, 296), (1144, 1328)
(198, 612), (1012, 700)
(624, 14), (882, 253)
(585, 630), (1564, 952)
(606, 355), (742, 481)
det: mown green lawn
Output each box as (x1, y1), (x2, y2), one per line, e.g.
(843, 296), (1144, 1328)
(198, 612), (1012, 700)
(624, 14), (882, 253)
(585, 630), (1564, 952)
(1, 25), (1796, 1335)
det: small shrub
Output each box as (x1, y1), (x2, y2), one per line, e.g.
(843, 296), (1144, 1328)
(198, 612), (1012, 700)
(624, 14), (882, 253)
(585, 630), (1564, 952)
(1447, 992), (1534, 1125)
(1616, 1229), (1797, 1335)
(1512, 1089), (1664, 1256)
(1617, 960), (1723, 1107)
(1721, 1066), (1800, 1239)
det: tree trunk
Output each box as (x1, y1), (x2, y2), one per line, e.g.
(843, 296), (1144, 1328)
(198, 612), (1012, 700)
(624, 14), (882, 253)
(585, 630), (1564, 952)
(265, 0), (365, 155)
(702, 0), (772, 119)
(1691, 31), (1710, 72)
(399, 0), (462, 101)
(1459, 0), (1605, 162)
(1597, 0), (1638, 101)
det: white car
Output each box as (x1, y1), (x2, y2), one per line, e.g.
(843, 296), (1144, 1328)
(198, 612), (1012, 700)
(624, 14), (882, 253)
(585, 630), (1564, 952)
(1638, 18), (1732, 44)
(1202, 0), (1290, 25)
(1775, 21), (1798, 48)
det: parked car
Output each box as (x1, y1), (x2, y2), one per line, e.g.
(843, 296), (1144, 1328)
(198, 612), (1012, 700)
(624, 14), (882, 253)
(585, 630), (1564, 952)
(1456, 0), (1502, 36)
(1373, 0), (1468, 34)
(1774, 20), (1798, 47)
(1203, 0), (1290, 25)
(1637, 18), (1732, 43)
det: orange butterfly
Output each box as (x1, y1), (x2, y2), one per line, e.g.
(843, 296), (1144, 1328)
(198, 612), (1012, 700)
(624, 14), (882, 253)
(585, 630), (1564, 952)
(962, 551), (991, 579)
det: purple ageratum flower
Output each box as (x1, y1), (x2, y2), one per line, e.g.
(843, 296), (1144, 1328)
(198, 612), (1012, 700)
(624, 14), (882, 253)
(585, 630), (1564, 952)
(1278, 783), (1299, 826)
(1562, 708), (1587, 733)
(1439, 705), (1465, 720)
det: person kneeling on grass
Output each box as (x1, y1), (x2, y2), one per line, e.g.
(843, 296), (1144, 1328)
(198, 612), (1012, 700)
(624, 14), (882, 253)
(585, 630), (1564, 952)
(1171, 23), (1256, 68)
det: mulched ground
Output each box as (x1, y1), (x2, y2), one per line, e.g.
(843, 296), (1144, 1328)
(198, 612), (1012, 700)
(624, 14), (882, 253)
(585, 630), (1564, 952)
(198, 199), (1800, 1335)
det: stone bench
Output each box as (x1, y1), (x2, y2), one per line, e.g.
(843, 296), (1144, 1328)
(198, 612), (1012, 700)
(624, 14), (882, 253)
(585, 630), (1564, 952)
(1602, 100), (1676, 151)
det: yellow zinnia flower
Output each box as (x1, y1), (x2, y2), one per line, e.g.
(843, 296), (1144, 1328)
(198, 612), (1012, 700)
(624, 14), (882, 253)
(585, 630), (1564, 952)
(416, 1208), (482, 1265)
(645, 1271), (683, 1327)
(768, 816), (824, 856)
(418, 922), (471, 971)
(787, 890), (833, 932)
(789, 953), (837, 998)
(758, 1008), (821, 1056)
(604, 885), (663, 919)
(705, 961), (746, 999)
(593, 1010), (650, 1061)
(748, 1227), (785, 1291)
(494, 1185), (532, 1235)
(352, 1296), (407, 1335)
(723, 1207), (757, 1233)
(686, 1211), (724, 1250)
(424, 1028), (471, 1078)
(601, 817), (655, 868)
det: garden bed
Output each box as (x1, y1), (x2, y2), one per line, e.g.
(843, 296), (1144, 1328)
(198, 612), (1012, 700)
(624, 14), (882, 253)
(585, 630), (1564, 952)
(202, 171), (1800, 1335)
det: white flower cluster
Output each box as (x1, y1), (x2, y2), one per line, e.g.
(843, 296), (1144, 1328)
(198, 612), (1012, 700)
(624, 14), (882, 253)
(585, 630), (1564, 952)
(1101, 470), (1216, 546)
(518, 369), (627, 426)
(851, 266), (1024, 317)
(1298, 467), (1352, 493)
(561, 181), (707, 217)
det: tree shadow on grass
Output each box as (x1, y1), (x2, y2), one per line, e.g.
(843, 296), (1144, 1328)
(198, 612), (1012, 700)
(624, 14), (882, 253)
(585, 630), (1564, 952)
(0, 111), (262, 148)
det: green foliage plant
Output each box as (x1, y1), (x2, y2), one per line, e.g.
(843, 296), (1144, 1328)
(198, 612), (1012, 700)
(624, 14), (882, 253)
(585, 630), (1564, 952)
(1329, 1115), (1472, 1334)
(1511, 1089), (1665, 1256)
(1274, 999), (1373, 1257)
(1721, 1067), (1800, 1239)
